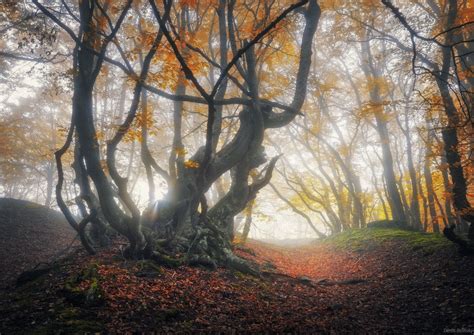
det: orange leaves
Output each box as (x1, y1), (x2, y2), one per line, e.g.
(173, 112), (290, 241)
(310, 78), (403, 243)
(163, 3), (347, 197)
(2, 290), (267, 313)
(96, 16), (108, 31)
(356, 100), (390, 120)
(319, 0), (344, 10)
(455, 3), (474, 25)
(173, 147), (200, 168)
(184, 159), (200, 169)
(135, 108), (154, 128)
(456, 66), (474, 82)
(179, 0), (198, 9)
(120, 108), (156, 143)
(365, 77), (391, 97)
(175, 146), (187, 157)
(148, 40), (208, 91)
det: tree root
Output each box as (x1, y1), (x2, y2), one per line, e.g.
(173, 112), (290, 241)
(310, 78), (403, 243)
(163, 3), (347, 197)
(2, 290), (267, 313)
(223, 250), (260, 277)
(149, 251), (183, 268)
(187, 254), (217, 270)
(16, 267), (53, 287)
(443, 225), (474, 255)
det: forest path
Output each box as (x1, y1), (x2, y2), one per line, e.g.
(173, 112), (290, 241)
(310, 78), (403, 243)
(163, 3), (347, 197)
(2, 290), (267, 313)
(1, 227), (473, 333)
(239, 230), (474, 332)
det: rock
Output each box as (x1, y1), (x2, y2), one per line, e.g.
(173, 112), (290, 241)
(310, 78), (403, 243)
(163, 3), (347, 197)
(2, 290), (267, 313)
(298, 276), (313, 285)
(339, 278), (367, 285)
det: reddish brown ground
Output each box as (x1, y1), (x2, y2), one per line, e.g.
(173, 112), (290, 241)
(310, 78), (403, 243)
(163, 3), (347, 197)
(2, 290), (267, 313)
(1, 233), (473, 333)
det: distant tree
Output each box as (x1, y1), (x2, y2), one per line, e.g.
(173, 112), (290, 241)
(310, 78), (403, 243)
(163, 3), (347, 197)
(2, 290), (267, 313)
(381, 0), (474, 245)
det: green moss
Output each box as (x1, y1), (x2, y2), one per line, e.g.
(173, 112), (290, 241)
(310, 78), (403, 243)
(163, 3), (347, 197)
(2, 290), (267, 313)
(32, 306), (104, 334)
(58, 306), (81, 319)
(135, 260), (164, 278)
(52, 306), (103, 333)
(5, 275), (50, 312)
(63, 263), (105, 307)
(233, 270), (252, 280)
(2, 262), (105, 334)
(323, 227), (452, 253)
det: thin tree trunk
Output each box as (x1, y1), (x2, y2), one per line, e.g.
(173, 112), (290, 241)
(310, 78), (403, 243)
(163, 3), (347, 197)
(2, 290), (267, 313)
(240, 199), (254, 244)
(424, 125), (440, 233)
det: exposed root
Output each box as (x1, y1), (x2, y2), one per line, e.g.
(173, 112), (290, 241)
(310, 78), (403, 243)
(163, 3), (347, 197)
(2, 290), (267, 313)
(150, 251), (183, 268)
(187, 254), (217, 270)
(223, 249), (260, 277)
(16, 267), (53, 287)
(443, 225), (474, 255)
(171, 220), (262, 275)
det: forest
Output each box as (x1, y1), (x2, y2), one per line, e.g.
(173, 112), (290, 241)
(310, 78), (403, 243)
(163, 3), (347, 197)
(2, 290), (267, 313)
(0, 0), (473, 333)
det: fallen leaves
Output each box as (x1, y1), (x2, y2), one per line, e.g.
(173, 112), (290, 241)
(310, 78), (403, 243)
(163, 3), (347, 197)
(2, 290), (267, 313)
(1, 234), (473, 333)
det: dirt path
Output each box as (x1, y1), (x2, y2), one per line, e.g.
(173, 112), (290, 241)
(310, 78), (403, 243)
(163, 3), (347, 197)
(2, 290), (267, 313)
(243, 238), (474, 333)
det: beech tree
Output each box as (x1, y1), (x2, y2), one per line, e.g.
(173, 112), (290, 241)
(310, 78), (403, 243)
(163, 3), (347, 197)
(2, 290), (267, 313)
(26, 0), (320, 271)
(380, 0), (474, 246)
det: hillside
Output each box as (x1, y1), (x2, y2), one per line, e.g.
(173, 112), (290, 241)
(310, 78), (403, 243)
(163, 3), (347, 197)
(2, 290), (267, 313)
(0, 198), (78, 288)
(1, 226), (473, 333)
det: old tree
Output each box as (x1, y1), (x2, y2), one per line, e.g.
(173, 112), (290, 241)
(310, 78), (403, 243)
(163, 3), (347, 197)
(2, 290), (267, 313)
(28, 0), (320, 271)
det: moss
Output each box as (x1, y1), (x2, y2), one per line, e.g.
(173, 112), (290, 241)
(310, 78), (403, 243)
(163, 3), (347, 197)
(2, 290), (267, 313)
(58, 306), (80, 319)
(59, 319), (103, 333)
(2, 261), (105, 334)
(323, 227), (452, 253)
(151, 252), (182, 268)
(53, 306), (103, 333)
(63, 263), (105, 307)
(366, 220), (414, 230)
(135, 259), (163, 277)
(5, 274), (50, 312)
(32, 306), (104, 334)
(233, 270), (253, 280)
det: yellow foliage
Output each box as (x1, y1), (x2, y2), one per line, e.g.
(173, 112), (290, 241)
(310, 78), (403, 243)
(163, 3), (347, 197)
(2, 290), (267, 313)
(456, 4), (474, 25)
(175, 147), (187, 158)
(123, 129), (142, 142)
(356, 100), (389, 119)
(184, 160), (200, 169)
(366, 77), (391, 96)
(135, 109), (154, 128)
(319, 0), (344, 10)
(179, 0), (198, 9)
(95, 131), (105, 142)
(249, 169), (259, 178)
(338, 144), (350, 157)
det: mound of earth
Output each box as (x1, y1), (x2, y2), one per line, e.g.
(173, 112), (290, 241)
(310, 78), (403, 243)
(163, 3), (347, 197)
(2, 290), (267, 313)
(0, 198), (78, 288)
